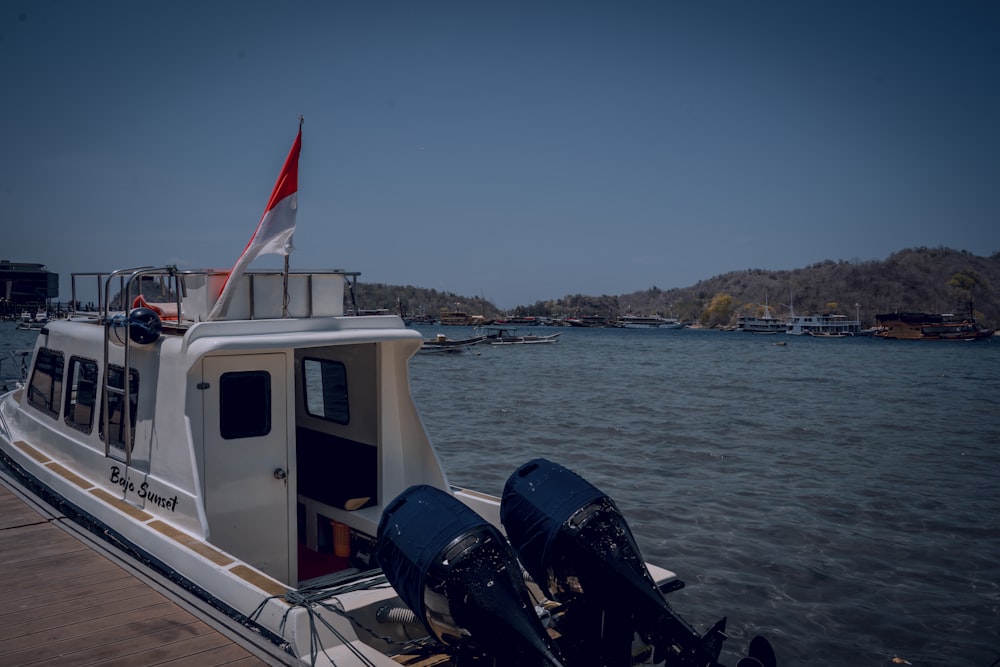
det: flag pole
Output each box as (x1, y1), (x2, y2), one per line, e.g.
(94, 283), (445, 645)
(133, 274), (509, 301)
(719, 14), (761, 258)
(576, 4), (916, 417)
(281, 116), (303, 318)
(282, 254), (290, 318)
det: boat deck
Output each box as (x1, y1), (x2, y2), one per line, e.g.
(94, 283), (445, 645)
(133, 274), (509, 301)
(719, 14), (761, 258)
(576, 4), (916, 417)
(0, 478), (286, 667)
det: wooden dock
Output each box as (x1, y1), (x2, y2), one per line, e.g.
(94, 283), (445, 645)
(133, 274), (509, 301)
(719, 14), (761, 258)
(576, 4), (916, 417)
(0, 476), (291, 667)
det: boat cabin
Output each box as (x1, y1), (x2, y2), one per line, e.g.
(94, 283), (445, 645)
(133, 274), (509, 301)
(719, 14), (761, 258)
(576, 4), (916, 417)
(11, 266), (455, 587)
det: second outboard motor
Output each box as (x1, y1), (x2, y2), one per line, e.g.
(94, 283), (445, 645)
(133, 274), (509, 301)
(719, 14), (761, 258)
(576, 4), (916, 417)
(376, 484), (565, 667)
(501, 459), (729, 667)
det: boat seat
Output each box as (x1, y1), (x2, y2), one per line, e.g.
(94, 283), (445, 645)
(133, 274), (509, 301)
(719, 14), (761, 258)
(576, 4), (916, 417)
(296, 427), (377, 511)
(132, 295), (180, 320)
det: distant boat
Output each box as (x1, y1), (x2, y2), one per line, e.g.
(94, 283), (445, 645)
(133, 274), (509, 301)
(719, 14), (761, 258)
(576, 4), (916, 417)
(15, 309), (48, 330)
(438, 310), (486, 326)
(402, 313), (438, 326)
(736, 299), (786, 334)
(857, 326), (885, 337)
(494, 316), (541, 326)
(419, 333), (487, 353)
(786, 313), (861, 337)
(613, 314), (684, 329)
(476, 326), (562, 345)
(564, 315), (609, 327)
(874, 312), (992, 341)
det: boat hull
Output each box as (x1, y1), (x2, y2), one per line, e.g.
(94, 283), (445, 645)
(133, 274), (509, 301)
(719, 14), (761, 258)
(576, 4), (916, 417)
(615, 316), (685, 329)
(619, 322), (685, 329)
(419, 335), (487, 353)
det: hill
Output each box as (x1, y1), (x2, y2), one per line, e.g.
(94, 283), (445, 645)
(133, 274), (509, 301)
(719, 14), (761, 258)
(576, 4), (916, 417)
(352, 247), (1000, 329)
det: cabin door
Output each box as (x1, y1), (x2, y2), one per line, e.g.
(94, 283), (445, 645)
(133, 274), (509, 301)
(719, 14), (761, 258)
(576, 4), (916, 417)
(202, 353), (292, 583)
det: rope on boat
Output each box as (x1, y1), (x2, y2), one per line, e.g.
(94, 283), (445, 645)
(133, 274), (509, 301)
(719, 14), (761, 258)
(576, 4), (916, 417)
(249, 569), (433, 667)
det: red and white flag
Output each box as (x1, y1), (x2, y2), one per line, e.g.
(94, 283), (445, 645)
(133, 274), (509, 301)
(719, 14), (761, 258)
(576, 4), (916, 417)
(208, 122), (302, 320)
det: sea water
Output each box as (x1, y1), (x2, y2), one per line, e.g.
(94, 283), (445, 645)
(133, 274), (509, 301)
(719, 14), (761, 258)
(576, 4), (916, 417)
(3, 322), (998, 666)
(409, 325), (1000, 667)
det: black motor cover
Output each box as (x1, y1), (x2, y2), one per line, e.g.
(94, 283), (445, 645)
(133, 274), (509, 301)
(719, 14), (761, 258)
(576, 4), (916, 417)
(501, 459), (727, 666)
(377, 484), (565, 666)
(499, 457), (606, 591)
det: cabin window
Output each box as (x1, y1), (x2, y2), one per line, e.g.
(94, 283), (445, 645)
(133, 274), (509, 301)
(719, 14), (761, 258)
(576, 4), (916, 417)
(219, 370), (271, 439)
(64, 356), (98, 433)
(27, 348), (64, 419)
(303, 358), (349, 424)
(100, 365), (139, 452)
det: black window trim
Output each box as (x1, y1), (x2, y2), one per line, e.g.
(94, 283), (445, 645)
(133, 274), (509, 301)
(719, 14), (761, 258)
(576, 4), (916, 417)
(302, 357), (350, 425)
(63, 354), (99, 435)
(26, 347), (64, 420)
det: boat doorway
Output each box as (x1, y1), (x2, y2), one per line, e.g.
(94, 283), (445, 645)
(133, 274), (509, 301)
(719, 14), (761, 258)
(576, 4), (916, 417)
(202, 353), (293, 583)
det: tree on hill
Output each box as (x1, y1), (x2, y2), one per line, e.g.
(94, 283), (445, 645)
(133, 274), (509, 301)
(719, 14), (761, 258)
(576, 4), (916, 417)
(700, 293), (736, 328)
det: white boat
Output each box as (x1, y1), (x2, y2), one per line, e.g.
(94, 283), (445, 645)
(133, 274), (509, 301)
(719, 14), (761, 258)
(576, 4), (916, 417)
(786, 313), (861, 336)
(0, 137), (773, 666)
(613, 315), (685, 329)
(0, 265), (779, 666)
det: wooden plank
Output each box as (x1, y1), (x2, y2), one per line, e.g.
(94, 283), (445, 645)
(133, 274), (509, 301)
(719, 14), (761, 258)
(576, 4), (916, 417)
(0, 491), (45, 529)
(0, 521), (90, 563)
(158, 642), (271, 667)
(42, 619), (230, 666)
(0, 548), (117, 587)
(0, 484), (274, 666)
(0, 608), (192, 661)
(0, 584), (167, 639)
(0, 565), (125, 606)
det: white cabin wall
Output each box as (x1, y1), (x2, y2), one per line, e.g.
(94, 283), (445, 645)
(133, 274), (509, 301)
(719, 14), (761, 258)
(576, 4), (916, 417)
(377, 339), (448, 501)
(146, 337), (203, 493)
(12, 321), (206, 534)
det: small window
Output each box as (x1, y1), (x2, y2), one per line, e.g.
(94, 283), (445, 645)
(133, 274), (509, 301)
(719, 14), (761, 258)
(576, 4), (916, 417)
(303, 358), (349, 424)
(64, 356), (98, 433)
(219, 370), (271, 439)
(101, 365), (139, 452)
(27, 348), (64, 419)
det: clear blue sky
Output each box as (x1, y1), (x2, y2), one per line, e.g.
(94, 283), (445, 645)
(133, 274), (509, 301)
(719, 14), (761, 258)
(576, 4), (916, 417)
(2, 1), (998, 309)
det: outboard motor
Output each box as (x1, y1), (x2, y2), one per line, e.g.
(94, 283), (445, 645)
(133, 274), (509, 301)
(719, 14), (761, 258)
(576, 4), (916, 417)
(501, 459), (773, 667)
(376, 484), (566, 667)
(108, 307), (162, 346)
